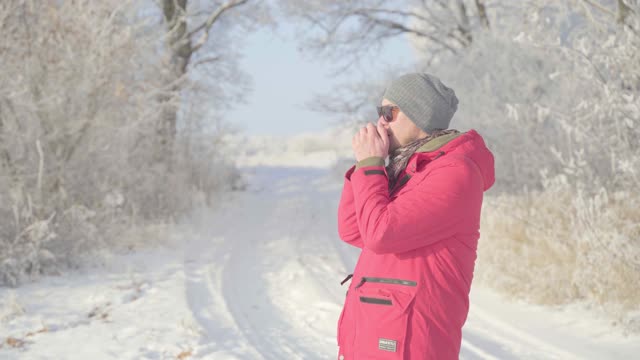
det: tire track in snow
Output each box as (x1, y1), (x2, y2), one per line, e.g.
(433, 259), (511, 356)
(217, 167), (336, 359)
(460, 338), (501, 360)
(183, 193), (265, 359)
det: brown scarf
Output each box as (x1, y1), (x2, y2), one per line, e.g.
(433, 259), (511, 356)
(386, 128), (461, 190)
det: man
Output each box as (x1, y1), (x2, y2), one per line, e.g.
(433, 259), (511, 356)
(336, 73), (495, 359)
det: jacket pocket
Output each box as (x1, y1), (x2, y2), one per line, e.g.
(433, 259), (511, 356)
(353, 283), (417, 359)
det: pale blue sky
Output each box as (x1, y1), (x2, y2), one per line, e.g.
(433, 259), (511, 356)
(226, 24), (415, 136)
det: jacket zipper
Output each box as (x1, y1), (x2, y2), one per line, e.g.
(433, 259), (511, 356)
(354, 276), (417, 289)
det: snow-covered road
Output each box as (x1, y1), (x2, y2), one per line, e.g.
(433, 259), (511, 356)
(1, 164), (638, 359)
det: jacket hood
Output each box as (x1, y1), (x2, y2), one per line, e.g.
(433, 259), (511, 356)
(414, 129), (495, 191)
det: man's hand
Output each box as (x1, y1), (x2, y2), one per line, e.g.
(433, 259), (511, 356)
(352, 119), (390, 162)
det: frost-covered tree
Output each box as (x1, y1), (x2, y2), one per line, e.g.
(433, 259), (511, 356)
(0, 0), (266, 286)
(155, 0), (270, 169)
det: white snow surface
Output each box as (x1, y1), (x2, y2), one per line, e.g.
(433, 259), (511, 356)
(2, 130), (639, 360)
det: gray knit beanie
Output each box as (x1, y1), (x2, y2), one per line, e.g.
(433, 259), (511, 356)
(382, 73), (459, 133)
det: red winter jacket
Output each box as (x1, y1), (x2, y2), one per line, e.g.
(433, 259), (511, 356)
(336, 129), (495, 360)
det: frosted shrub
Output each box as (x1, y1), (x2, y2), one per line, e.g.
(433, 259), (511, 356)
(477, 174), (640, 332)
(476, 175), (579, 305)
(572, 187), (640, 330)
(0, 217), (57, 287)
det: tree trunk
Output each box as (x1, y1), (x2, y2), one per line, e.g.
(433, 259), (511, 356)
(475, 0), (490, 29)
(157, 0), (249, 170)
(616, 0), (631, 24)
(0, 101), (18, 182)
(159, 0), (193, 170)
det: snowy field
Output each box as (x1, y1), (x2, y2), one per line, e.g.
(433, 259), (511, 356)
(1, 135), (639, 360)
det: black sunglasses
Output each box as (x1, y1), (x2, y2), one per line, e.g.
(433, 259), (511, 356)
(376, 105), (399, 122)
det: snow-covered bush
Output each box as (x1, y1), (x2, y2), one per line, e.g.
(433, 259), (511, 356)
(476, 175), (640, 332)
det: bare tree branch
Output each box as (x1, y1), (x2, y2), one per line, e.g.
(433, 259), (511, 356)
(282, 0), (491, 71)
(191, 55), (222, 67)
(189, 0), (250, 53)
(580, 0), (640, 36)
(351, 10), (460, 54)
